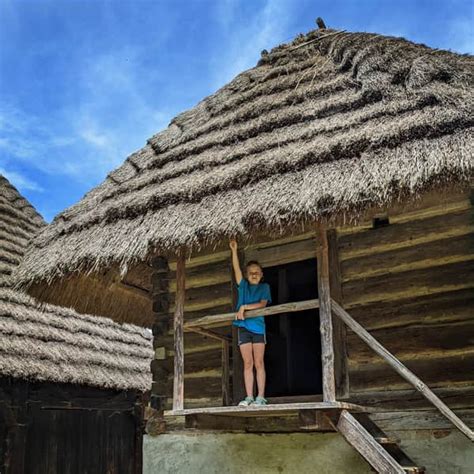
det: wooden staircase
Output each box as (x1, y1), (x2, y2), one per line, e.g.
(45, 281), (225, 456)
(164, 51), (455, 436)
(337, 411), (425, 474)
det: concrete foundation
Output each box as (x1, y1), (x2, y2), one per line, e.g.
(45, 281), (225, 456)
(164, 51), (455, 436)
(143, 430), (474, 474)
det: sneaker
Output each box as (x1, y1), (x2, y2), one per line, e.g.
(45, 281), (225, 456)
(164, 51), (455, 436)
(253, 396), (268, 406)
(238, 396), (254, 407)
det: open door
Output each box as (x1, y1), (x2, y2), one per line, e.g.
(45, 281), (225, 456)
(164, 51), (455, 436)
(264, 258), (323, 398)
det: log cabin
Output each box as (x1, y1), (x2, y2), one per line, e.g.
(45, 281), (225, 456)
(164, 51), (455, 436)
(13, 25), (474, 473)
(0, 175), (153, 474)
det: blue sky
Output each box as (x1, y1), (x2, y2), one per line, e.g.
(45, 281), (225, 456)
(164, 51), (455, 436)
(1, 0), (473, 221)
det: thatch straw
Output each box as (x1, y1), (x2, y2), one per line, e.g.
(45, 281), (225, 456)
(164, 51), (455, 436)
(0, 288), (153, 391)
(0, 175), (153, 391)
(12, 29), (474, 287)
(0, 175), (45, 287)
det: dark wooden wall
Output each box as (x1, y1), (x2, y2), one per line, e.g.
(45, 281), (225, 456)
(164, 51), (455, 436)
(150, 186), (473, 422)
(338, 188), (474, 408)
(0, 378), (144, 474)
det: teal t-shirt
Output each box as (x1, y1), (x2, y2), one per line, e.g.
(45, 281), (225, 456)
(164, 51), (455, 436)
(233, 279), (272, 335)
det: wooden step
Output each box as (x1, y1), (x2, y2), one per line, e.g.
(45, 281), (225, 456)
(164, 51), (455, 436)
(338, 410), (426, 474)
(383, 443), (425, 473)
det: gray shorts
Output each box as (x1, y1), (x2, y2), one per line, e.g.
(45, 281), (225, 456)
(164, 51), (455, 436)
(238, 327), (266, 346)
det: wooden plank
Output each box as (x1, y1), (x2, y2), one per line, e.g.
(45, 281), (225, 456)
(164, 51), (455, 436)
(346, 288), (474, 331)
(339, 209), (473, 261)
(187, 327), (231, 342)
(316, 225), (336, 402)
(184, 299), (320, 330)
(173, 251), (186, 411)
(371, 408), (474, 432)
(349, 352), (474, 392)
(347, 320), (474, 364)
(327, 228), (349, 399)
(245, 237), (316, 268)
(332, 300), (474, 442)
(337, 410), (405, 474)
(345, 386), (474, 411)
(222, 340), (230, 406)
(165, 401), (369, 417)
(343, 260), (474, 308)
(342, 232), (474, 282)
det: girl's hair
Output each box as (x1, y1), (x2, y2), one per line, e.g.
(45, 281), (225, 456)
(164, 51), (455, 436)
(245, 260), (263, 270)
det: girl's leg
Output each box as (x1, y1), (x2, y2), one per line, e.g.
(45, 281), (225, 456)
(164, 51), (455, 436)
(240, 343), (254, 398)
(252, 343), (266, 398)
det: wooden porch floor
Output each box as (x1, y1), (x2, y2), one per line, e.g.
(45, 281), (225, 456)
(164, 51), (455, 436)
(165, 401), (370, 417)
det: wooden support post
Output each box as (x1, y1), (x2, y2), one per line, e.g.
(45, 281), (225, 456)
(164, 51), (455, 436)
(222, 340), (230, 406)
(173, 250), (186, 411)
(327, 229), (349, 399)
(316, 224), (336, 402)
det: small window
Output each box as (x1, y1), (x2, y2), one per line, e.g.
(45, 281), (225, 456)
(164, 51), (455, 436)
(373, 216), (390, 229)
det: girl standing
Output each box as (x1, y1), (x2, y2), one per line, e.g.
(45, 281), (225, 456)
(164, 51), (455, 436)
(230, 239), (272, 406)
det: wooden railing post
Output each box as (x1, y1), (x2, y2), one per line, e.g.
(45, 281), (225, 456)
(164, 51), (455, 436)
(173, 249), (186, 411)
(316, 224), (336, 402)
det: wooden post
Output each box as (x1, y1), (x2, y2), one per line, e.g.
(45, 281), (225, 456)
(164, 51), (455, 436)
(327, 229), (349, 399)
(222, 340), (230, 406)
(173, 250), (186, 411)
(316, 224), (336, 402)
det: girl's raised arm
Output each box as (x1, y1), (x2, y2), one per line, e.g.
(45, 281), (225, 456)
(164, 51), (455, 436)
(229, 239), (243, 285)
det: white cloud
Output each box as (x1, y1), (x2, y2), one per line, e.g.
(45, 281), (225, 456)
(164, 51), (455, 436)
(0, 167), (44, 193)
(211, 0), (294, 89)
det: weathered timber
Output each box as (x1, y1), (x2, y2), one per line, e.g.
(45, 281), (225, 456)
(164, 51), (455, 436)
(316, 225), (336, 402)
(349, 352), (474, 392)
(165, 401), (369, 417)
(371, 408), (474, 432)
(332, 300), (474, 442)
(343, 260), (474, 308)
(337, 410), (406, 474)
(184, 299), (320, 330)
(222, 340), (230, 406)
(347, 320), (474, 364)
(339, 209), (473, 261)
(169, 260), (231, 292)
(173, 251), (186, 411)
(187, 326), (231, 342)
(346, 287), (474, 331)
(181, 412), (337, 432)
(347, 386), (474, 411)
(327, 228), (349, 399)
(342, 231), (474, 282)
(245, 237), (316, 268)
(298, 410), (335, 431)
(169, 282), (231, 313)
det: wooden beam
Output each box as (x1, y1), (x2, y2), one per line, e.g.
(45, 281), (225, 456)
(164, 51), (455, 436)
(173, 250), (186, 411)
(184, 299), (320, 330)
(327, 229), (349, 399)
(187, 326), (231, 342)
(331, 299), (474, 442)
(337, 410), (406, 474)
(316, 225), (336, 402)
(222, 340), (230, 406)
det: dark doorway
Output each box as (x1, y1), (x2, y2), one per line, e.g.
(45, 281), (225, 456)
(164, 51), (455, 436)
(264, 259), (322, 397)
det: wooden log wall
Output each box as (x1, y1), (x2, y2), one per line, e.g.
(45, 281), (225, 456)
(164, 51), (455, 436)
(151, 251), (233, 409)
(337, 188), (474, 400)
(152, 234), (324, 408)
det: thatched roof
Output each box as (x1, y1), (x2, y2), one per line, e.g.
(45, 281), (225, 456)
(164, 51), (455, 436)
(0, 175), (45, 287)
(0, 288), (153, 391)
(14, 28), (474, 286)
(0, 175), (153, 391)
